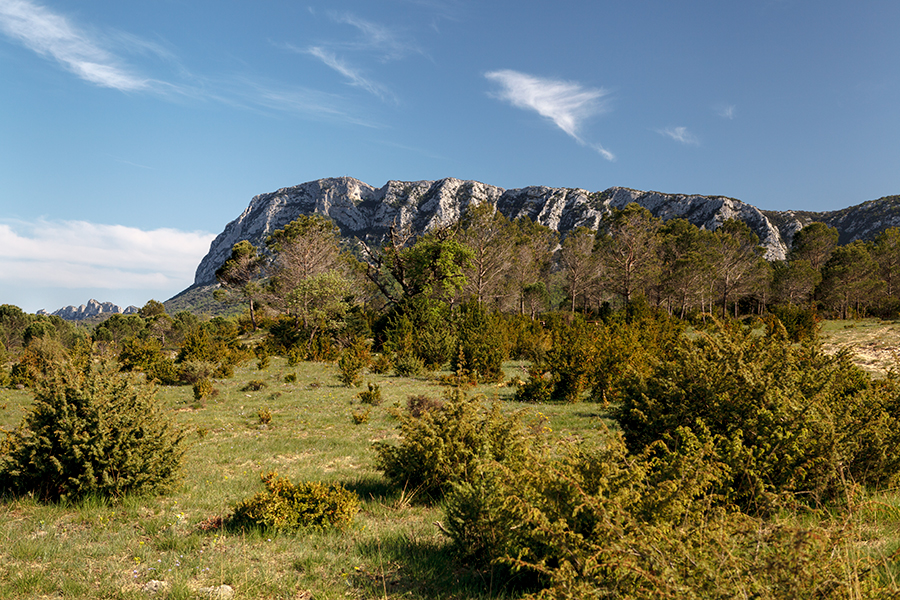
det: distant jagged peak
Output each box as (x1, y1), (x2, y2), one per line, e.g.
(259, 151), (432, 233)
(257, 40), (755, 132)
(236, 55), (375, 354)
(37, 299), (140, 321)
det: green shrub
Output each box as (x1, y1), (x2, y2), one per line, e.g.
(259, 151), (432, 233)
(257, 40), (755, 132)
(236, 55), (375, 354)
(369, 353), (392, 374)
(357, 382), (382, 405)
(118, 337), (161, 371)
(451, 301), (505, 383)
(391, 351), (425, 377)
(0, 363), (186, 501)
(336, 345), (366, 387)
(614, 319), (900, 512)
(287, 346), (304, 366)
(10, 338), (68, 388)
(351, 407), (371, 425)
(145, 357), (179, 385)
(768, 305), (819, 343)
(504, 314), (550, 362)
(192, 378), (213, 402)
(514, 365), (555, 403)
(242, 379), (266, 392)
(515, 317), (597, 403)
(383, 299), (456, 371)
(373, 389), (546, 501)
(283, 372), (297, 383)
(229, 472), (359, 531)
(257, 408), (272, 426)
(178, 360), (215, 385)
(176, 324), (248, 380)
(442, 429), (896, 599)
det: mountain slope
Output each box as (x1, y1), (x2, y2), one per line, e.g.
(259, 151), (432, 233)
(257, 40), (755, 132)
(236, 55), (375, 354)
(191, 177), (794, 286)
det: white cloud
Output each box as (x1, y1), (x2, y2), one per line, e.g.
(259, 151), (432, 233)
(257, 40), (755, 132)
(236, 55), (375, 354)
(485, 69), (615, 160)
(0, 0), (153, 91)
(658, 126), (699, 145)
(329, 12), (422, 60)
(716, 104), (736, 119)
(304, 45), (396, 102)
(0, 220), (215, 291)
(0, 1), (382, 124)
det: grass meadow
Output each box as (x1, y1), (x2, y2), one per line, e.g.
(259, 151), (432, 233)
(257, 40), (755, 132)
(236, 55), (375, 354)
(2, 319), (900, 599)
(0, 357), (612, 600)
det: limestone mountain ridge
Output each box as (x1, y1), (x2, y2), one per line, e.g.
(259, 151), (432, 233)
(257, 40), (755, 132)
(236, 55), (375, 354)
(192, 176), (819, 287)
(185, 177), (900, 302)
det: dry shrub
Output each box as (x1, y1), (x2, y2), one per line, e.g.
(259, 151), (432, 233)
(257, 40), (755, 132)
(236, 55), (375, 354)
(228, 472), (359, 531)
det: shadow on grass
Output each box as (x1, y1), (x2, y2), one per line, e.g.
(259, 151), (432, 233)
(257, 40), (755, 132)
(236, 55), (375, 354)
(354, 532), (537, 599)
(343, 474), (395, 503)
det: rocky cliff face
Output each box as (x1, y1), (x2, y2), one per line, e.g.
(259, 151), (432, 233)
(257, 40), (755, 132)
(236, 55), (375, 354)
(193, 177), (792, 285)
(37, 299), (140, 321)
(764, 195), (900, 247)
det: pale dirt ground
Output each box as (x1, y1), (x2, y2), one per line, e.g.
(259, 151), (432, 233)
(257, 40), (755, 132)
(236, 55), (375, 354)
(819, 320), (900, 376)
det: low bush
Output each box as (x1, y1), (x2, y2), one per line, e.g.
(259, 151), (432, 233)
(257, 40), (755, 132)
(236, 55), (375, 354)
(351, 407), (371, 425)
(228, 472), (359, 531)
(0, 363), (186, 501)
(391, 351), (425, 377)
(192, 378), (213, 402)
(369, 353), (392, 374)
(406, 394), (443, 418)
(242, 379), (266, 392)
(336, 343), (369, 387)
(357, 382), (382, 405)
(374, 389), (547, 502)
(442, 429), (897, 599)
(614, 318), (900, 512)
(769, 304), (819, 342)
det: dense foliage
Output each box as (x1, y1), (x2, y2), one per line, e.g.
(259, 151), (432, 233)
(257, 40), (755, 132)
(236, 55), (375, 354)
(373, 388), (546, 501)
(229, 472), (359, 531)
(614, 318), (900, 512)
(0, 363), (186, 501)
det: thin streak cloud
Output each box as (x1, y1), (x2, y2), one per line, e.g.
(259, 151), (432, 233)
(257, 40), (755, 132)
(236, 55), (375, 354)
(485, 69), (614, 160)
(658, 126), (699, 145)
(304, 45), (396, 102)
(329, 11), (422, 60)
(0, 0), (152, 91)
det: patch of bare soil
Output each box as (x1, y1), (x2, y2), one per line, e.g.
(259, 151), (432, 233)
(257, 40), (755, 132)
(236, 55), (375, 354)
(820, 321), (900, 376)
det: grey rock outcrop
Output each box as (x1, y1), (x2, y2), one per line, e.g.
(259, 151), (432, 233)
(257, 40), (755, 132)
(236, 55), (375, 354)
(193, 177), (790, 285)
(37, 299), (140, 320)
(763, 194), (900, 248)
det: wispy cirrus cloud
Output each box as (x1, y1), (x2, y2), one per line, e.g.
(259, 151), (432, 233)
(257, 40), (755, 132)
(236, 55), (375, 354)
(0, 219), (215, 292)
(657, 126), (699, 145)
(0, 0), (155, 91)
(329, 11), (423, 60)
(485, 69), (615, 160)
(291, 12), (420, 103)
(715, 104), (736, 119)
(0, 1), (379, 124)
(299, 45), (396, 103)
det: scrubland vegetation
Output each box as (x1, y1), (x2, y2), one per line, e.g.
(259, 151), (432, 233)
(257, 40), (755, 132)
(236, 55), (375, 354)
(4, 206), (900, 598)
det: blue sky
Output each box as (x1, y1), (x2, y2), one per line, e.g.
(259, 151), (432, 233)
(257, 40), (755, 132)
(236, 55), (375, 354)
(1, 0), (898, 313)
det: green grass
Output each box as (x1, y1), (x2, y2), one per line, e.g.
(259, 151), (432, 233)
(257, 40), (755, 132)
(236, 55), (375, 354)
(0, 357), (612, 600)
(4, 321), (899, 598)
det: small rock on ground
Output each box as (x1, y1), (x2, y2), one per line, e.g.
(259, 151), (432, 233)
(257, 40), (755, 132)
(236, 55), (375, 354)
(197, 584), (235, 600)
(142, 580), (170, 595)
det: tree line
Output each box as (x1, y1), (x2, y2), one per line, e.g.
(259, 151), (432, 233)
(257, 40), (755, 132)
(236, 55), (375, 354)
(218, 203), (900, 327)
